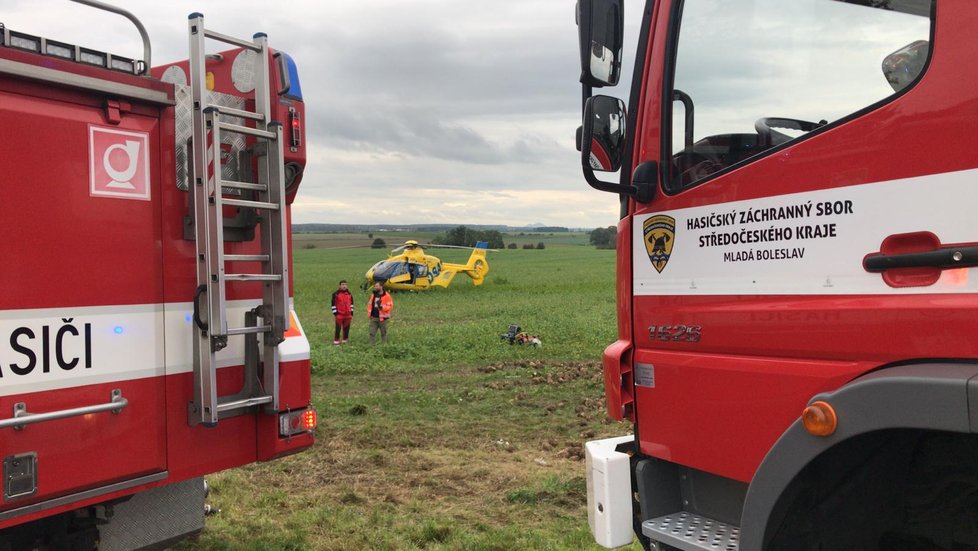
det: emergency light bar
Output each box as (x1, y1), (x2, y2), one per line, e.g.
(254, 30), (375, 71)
(7, 30), (40, 52)
(0, 23), (142, 74)
(79, 48), (107, 67)
(44, 40), (74, 60)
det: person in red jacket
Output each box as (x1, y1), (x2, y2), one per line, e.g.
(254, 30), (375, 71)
(367, 282), (393, 344)
(331, 280), (354, 345)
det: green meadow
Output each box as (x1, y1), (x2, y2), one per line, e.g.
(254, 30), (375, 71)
(180, 234), (641, 550)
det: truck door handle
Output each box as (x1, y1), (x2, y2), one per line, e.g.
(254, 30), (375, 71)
(0, 389), (127, 431)
(863, 246), (978, 273)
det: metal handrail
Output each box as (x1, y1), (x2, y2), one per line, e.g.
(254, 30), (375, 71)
(68, 0), (151, 74)
(203, 28), (261, 53)
(0, 389), (127, 430)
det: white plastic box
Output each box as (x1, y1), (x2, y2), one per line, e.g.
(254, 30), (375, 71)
(585, 435), (635, 548)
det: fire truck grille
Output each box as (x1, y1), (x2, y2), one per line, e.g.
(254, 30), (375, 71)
(643, 512), (739, 551)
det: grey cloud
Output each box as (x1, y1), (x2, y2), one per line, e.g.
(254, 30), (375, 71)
(310, 106), (567, 165)
(283, 2), (627, 168)
(319, 107), (503, 163)
(286, 5), (581, 118)
(9, 0), (622, 227)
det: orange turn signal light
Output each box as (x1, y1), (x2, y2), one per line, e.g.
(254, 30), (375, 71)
(802, 401), (837, 436)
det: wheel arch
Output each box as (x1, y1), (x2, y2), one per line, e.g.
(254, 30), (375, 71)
(739, 362), (978, 550)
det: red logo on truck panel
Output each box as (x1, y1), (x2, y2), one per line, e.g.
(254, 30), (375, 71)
(89, 125), (150, 201)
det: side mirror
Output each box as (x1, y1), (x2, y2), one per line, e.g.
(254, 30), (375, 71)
(583, 95), (626, 172)
(882, 40), (929, 93)
(577, 0), (623, 87)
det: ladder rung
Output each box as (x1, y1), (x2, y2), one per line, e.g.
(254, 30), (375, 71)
(224, 274), (283, 282)
(207, 105), (264, 122)
(203, 29), (261, 53)
(225, 254), (270, 262)
(226, 325), (272, 336)
(221, 179), (268, 191)
(223, 198), (280, 211)
(216, 121), (276, 139)
(216, 395), (273, 413)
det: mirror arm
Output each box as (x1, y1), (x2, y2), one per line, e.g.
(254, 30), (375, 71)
(582, 158), (636, 197)
(583, 163), (657, 203)
(586, 173), (636, 196)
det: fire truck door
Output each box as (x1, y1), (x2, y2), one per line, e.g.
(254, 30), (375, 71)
(0, 76), (167, 520)
(629, 0), (978, 483)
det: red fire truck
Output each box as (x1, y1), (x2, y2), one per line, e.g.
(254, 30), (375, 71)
(1, 1), (314, 548)
(577, 1), (978, 550)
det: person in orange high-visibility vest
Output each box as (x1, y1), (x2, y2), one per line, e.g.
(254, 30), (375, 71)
(367, 282), (393, 344)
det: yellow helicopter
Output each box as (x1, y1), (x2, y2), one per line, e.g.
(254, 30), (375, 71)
(364, 240), (491, 291)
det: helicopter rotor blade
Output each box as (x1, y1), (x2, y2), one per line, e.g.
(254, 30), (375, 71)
(385, 241), (499, 254)
(307, 244), (377, 250)
(422, 244), (499, 252)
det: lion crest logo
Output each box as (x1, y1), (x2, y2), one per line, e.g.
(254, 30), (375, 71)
(643, 215), (676, 273)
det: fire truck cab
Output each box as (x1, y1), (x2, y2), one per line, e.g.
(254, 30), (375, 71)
(577, 1), (978, 550)
(1, 2), (314, 548)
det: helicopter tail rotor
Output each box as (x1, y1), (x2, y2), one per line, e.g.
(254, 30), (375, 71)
(460, 242), (491, 286)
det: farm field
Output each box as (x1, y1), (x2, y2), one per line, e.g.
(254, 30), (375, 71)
(179, 237), (640, 550)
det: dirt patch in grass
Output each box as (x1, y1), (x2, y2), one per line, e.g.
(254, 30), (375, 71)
(479, 360), (602, 388)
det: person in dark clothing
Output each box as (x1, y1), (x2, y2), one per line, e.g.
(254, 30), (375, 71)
(331, 280), (354, 345)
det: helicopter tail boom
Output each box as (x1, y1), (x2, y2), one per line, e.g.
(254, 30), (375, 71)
(436, 241), (490, 287)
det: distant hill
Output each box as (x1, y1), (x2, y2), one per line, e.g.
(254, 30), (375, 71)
(293, 223), (579, 233)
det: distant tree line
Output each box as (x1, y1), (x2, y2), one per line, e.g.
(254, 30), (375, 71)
(531, 226), (569, 233)
(589, 226), (617, 249)
(433, 226), (505, 249)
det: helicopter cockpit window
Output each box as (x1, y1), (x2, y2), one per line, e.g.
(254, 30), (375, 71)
(373, 261), (409, 281)
(666, 0), (933, 191)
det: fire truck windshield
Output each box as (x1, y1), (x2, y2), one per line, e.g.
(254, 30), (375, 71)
(667, 0), (933, 190)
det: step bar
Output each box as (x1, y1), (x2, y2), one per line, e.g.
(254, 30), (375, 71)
(643, 512), (740, 551)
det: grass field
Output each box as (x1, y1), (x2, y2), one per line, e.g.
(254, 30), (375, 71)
(179, 234), (641, 551)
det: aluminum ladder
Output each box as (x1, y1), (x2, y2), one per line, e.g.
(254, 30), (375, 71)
(187, 13), (289, 427)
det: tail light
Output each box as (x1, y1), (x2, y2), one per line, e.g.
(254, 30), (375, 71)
(279, 407), (317, 437)
(288, 107), (302, 150)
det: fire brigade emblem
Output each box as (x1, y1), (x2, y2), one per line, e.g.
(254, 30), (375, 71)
(643, 215), (675, 273)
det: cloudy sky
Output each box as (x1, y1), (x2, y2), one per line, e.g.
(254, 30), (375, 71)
(7, 0), (641, 228)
